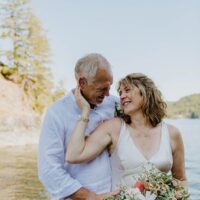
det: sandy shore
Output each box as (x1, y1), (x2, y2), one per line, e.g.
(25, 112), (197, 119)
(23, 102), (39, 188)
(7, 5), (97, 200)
(0, 129), (40, 147)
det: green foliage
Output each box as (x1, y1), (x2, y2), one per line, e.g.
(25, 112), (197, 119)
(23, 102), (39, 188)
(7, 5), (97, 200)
(190, 112), (198, 119)
(0, 0), (66, 114)
(167, 94), (200, 118)
(52, 85), (66, 102)
(0, 0), (31, 73)
(0, 64), (18, 80)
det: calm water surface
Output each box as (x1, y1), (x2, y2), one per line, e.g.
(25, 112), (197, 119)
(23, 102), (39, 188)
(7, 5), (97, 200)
(0, 119), (199, 199)
(165, 119), (200, 200)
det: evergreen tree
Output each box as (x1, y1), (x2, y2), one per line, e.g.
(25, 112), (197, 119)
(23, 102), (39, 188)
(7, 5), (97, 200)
(21, 12), (55, 113)
(0, 0), (65, 114)
(0, 0), (31, 80)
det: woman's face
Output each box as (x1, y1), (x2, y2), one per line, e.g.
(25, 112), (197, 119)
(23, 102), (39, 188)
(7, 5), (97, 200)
(119, 83), (143, 115)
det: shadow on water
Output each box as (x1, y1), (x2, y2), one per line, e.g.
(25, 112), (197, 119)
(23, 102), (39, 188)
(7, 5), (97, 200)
(0, 145), (48, 200)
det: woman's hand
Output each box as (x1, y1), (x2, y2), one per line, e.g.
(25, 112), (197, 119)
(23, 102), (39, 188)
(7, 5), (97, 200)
(75, 86), (90, 116)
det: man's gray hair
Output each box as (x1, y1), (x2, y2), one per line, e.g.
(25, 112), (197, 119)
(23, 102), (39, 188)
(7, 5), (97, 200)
(75, 53), (112, 82)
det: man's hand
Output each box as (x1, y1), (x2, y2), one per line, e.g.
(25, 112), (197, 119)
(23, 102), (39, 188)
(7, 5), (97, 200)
(97, 190), (119, 200)
(68, 187), (99, 200)
(87, 190), (119, 200)
(68, 188), (119, 200)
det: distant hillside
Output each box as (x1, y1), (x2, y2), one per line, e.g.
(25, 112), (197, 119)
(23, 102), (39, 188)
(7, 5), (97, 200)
(167, 94), (200, 118)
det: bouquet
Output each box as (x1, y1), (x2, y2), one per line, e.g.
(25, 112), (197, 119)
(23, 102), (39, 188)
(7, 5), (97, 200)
(104, 166), (189, 200)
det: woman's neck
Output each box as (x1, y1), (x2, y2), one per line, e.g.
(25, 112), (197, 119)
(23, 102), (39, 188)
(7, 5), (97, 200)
(129, 112), (152, 129)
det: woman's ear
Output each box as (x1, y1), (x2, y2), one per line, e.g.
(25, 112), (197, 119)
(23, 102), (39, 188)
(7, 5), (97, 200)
(79, 77), (87, 89)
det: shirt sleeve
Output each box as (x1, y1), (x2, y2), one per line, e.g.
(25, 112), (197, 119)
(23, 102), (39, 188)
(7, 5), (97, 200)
(38, 108), (82, 199)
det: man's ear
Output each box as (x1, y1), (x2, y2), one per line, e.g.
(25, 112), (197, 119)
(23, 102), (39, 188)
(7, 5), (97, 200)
(79, 77), (87, 89)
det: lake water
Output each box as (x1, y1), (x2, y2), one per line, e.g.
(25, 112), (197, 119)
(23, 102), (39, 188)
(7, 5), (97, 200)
(165, 119), (200, 200)
(0, 119), (199, 199)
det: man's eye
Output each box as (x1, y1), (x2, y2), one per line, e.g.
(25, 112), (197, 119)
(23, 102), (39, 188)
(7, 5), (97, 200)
(98, 88), (108, 92)
(97, 88), (104, 92)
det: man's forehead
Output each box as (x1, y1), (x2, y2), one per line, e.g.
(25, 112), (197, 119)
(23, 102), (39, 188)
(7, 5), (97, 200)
(94, 68), (112, 79)
(93, 75), (113, 85)
(95, 81), (112, 88)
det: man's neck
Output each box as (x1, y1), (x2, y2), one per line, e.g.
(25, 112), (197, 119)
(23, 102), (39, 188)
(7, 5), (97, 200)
(90, 104), (96, 109)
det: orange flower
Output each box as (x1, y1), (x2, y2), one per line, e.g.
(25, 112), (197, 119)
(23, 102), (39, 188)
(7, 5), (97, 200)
(133, 181), (145, 193)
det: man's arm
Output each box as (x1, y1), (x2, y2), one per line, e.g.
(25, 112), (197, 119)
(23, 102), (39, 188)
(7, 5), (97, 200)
(38, 108), (87, 199)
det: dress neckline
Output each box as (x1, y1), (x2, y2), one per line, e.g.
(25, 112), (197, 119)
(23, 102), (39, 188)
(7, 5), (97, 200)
(126, 122), (163, 161)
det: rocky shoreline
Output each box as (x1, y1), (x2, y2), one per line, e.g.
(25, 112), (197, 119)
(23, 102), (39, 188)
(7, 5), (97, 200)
(0, 75), (42, 148)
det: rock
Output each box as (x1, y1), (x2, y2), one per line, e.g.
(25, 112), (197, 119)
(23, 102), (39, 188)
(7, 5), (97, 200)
(0, 75), (41, 131)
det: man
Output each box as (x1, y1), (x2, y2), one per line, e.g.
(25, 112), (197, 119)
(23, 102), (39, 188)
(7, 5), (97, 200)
(38, 53), (118, 200)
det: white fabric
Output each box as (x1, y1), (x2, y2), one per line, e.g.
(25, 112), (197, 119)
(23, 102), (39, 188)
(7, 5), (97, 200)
(110, 121), (173, 190)
(38, 90), (118, 199)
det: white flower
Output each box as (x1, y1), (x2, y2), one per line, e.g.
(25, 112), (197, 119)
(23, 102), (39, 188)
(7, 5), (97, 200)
(125, 188), (144, 200)
(126, 188), (157, 200)
(144, 191), (157, 200)
(127, 188), (140, 195)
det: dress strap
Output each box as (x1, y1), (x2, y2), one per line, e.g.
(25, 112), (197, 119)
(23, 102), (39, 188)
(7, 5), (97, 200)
(162, 121), (169, 142)
(161, 121), (173, 156)
(117, 120), (127, 145)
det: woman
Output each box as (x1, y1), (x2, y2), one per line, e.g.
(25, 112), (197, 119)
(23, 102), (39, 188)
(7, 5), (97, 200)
(66, 73), (187, 190)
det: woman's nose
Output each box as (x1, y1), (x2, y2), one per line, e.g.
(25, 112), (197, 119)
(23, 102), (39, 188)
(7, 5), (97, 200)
(120, 92), (126, 99)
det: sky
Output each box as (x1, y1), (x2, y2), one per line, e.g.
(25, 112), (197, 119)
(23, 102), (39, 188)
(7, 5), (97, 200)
(1, 0), (200, 101)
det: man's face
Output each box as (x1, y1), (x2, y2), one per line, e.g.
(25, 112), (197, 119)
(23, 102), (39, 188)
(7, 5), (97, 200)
(81, 68), (113, 106)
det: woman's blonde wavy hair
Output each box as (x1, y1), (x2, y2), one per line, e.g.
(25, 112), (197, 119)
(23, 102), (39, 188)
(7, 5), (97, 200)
(117, 73), (167, 127)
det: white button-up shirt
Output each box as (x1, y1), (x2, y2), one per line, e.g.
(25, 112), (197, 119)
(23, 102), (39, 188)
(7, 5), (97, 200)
(38, 90), (118, 200)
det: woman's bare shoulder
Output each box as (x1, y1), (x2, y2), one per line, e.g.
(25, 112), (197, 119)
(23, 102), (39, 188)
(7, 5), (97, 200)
(166, 123), (181, 138)
(166, 123), (183, 150)
(106, 117), (122, 123)
(100, 117), (122, 132)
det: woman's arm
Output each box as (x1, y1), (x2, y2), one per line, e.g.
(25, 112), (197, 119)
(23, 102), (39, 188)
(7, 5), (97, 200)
(169, 125), (187, 188)
(66, 87), (117, 163)
(66, 117), (113, 163)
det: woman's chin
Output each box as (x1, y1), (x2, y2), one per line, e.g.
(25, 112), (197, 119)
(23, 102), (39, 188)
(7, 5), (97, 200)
(123, 109), (130, 115)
